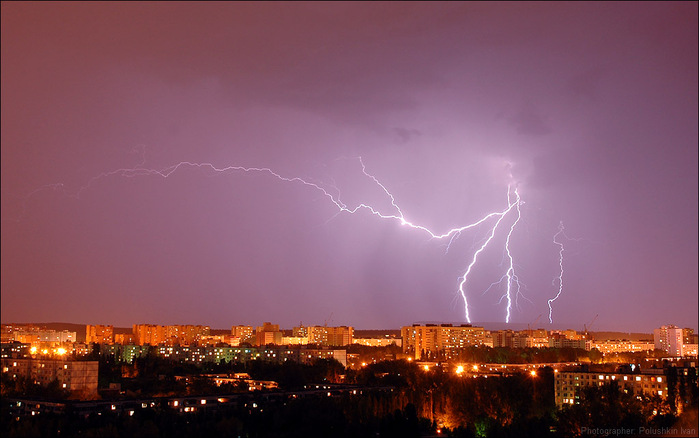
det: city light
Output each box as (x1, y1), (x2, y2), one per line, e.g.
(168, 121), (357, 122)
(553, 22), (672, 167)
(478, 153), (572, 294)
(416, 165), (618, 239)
(455, 365), (465, 375)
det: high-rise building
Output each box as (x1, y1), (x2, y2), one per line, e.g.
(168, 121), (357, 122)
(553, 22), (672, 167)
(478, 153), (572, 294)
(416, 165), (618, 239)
(305, 326), (354, 347)
(132, 324), (209, 346)
(86, 325), (114, 344)
(231, 325), (254, 344)
(654, 325), (684, 356)
(292, 324), (308, 338)
(255, 322), (282, 346)
(133, 324), (166, 346)
(493, 330), (529, 348)
(401, 323), (488, 360)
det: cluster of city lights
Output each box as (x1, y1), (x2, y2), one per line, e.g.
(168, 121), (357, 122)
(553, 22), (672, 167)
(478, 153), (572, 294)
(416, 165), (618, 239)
(28, 346), (68, 356)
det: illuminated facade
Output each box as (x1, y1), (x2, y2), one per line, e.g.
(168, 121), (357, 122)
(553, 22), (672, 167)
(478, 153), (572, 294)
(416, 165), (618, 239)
(548, 332), (590, 350)
(555, 369), (667, 408)
(1, 358), (98, 394)
(99, 344), (347, 366)
(255, 322), (283, 346)
(282, 336), (308, 345)
(132, 324), (210, 346)
(86, 325), (114, 344)
(493, 330), (528, 348)
(114, 333), (135, 345)
(353, 337), (402, 348)
(655, 326), (699, 357)
(401, 324), (488, 359)
(590, 340), (655, 355)
(231, 325), (254, 344)
(306, 326), (354, 347)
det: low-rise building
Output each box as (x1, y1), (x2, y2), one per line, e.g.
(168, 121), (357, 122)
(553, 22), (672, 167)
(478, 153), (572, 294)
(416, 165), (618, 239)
(590, 340), (655, 355)
(353, 337), (402, 348)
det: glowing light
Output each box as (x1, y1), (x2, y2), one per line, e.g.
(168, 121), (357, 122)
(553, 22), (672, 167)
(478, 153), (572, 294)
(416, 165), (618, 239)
(530, 370), (537, 377)
(472, 365), (479, 372)
(29, 346), (37, 354)
(455, 365), (465, 375)
(56, 348), (67, 355)
(423, 365), (430, 371)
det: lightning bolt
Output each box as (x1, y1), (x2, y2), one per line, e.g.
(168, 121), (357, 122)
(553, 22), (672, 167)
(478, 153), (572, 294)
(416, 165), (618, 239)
(13, 156), (529, 323)
(502, 189), (522, 323)
(548, 221), (566, 323)
(457, 188), (519, 323)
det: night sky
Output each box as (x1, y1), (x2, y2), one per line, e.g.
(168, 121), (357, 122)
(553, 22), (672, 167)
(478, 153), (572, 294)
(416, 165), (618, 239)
(2, 3), (697, 331)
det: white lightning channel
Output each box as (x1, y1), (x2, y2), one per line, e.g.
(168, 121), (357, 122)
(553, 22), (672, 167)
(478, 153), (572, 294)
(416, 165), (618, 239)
(548, 221), (566, 323)
(503, 189), (522, 323)
(15, 157), (528, 323)
(457, 188), (519, 323)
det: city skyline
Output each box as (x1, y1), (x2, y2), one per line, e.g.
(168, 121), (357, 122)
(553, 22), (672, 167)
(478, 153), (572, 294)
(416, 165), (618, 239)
(2, 3), (697, 332)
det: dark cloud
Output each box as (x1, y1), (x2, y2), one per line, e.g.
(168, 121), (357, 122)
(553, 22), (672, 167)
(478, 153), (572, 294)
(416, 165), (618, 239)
(509, 102), (552, 136)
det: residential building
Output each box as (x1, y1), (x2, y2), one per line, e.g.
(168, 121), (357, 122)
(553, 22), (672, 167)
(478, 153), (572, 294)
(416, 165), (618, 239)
(306, 326), (354, 347)
(86, 325), (114, 344)
(654, 325), (684, 356)
(231, 325), (254, 344)
(555, 368), (668, 408)
(1, 358), (98, 394)
(255, 322), (283, 346)
(401, 323), (488, 360)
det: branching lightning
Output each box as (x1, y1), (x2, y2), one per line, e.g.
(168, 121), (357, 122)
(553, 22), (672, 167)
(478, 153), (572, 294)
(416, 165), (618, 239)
(13, 156), (535, 323)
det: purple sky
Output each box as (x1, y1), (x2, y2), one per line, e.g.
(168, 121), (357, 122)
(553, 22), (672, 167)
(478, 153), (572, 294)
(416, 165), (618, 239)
(2, 3), (697, 331)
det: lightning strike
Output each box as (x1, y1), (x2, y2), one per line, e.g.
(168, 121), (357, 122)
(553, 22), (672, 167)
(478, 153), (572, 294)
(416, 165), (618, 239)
(457, 188), (519, 323)
(548, 221), (566, 323)
(15, 156), (532, 323)
(502, 189), (522, 323)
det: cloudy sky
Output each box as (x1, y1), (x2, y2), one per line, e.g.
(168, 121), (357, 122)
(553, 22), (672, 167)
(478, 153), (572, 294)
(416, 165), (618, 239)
(2, 2), (697, 331)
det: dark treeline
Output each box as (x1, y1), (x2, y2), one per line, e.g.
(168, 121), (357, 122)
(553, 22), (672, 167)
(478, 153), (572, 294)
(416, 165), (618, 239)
(2, 358), (697, 437)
